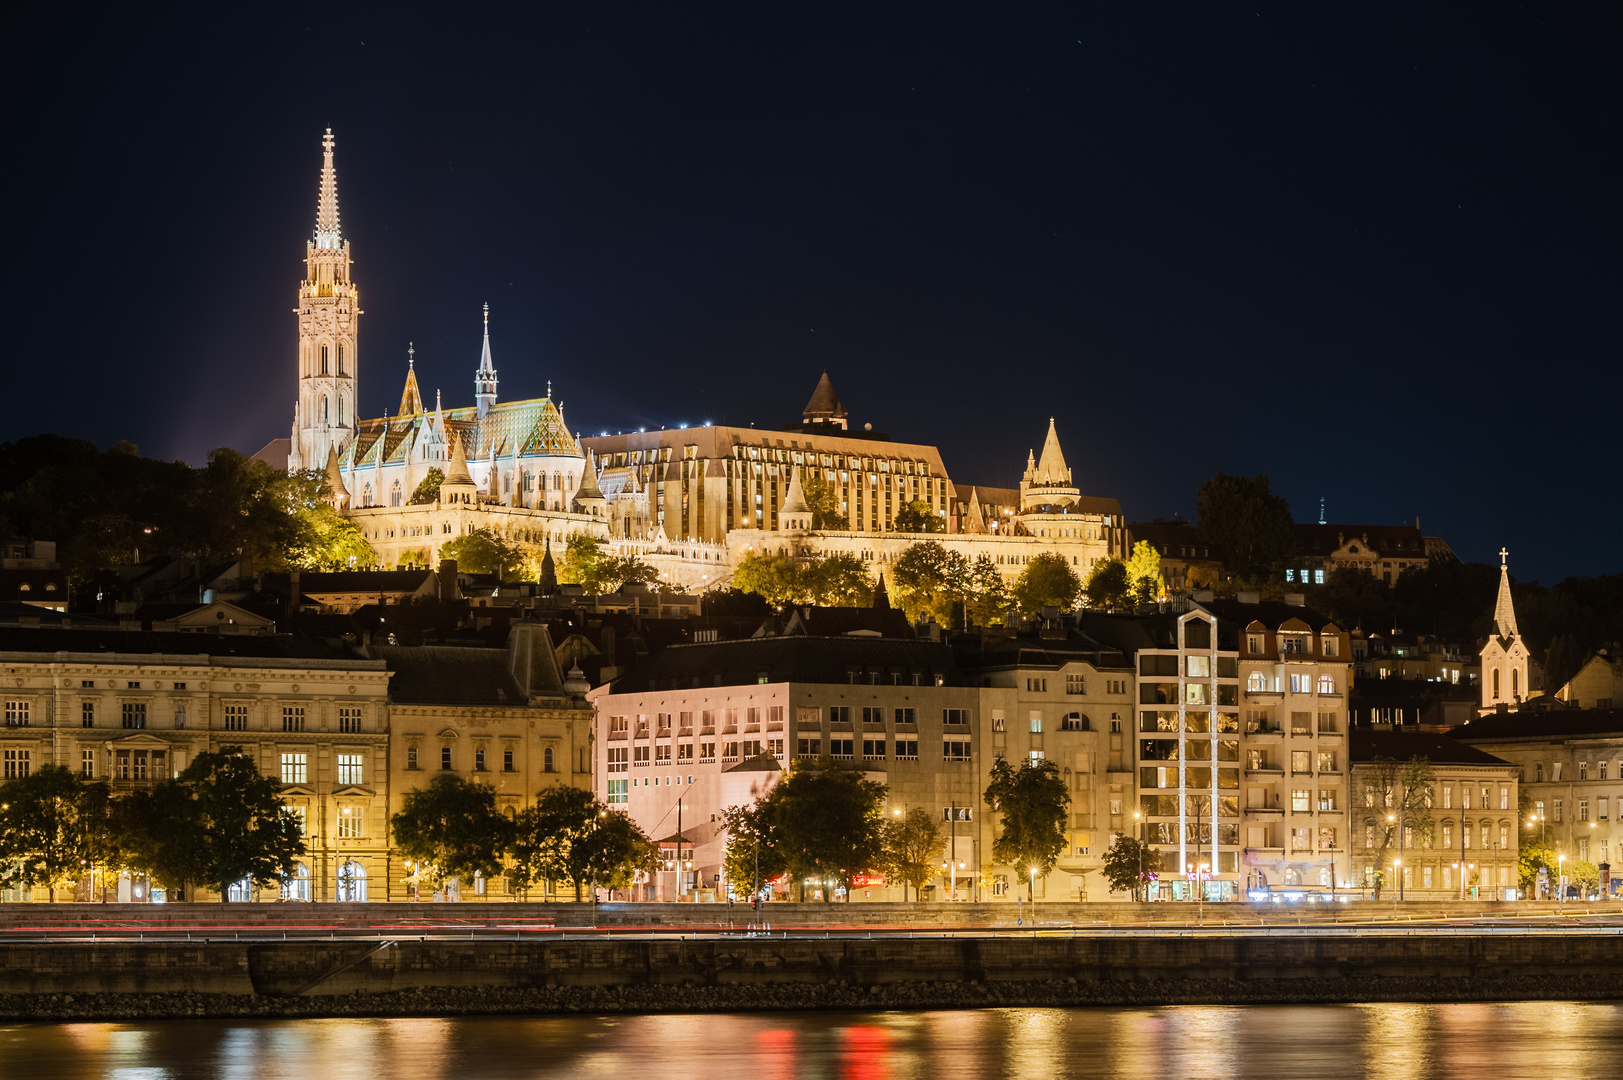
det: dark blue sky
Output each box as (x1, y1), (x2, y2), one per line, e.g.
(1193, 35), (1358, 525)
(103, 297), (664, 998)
(6, 5), (1618, 581)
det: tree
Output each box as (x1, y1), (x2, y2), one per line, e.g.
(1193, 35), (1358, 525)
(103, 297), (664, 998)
(732, 550), (808, 608)
(894, 499), (943, 533)
(183, 749), (306, 901)
(1125, 540), (1163, 605)
(804, 552), (873, 607)
(510, 787), (658, 901)
(558, 534), (654, 595)
(1359, 755), (1436, 900)
(1083, 558), (1131, 610)
(1012, 551), (1082, 616)
(0, 765), (109, 901)
(983, 756), (1070, 899)
(441, 526), (526, 579)
(409, 467), (444, 505)
(891, 541), (969, 626)
(1309, 566), (1393, 630)
(1569, 860), (1600, 898)
(733, 762), (887, 902)
(1101, 832), (1153, 901)
(965, 553), (1012, 626)
(281, 469), (375, 570)
(721, 799), (789, 899)
(1195, 473), (1297, 580)
(119, 776), (210, 898)
(879, 806), (946, 902)
(390, 775), (513, 896)
(801, 470), (849, 530)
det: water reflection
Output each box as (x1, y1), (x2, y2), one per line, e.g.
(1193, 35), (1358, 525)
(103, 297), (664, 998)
(2, 1002), (1622, 1079)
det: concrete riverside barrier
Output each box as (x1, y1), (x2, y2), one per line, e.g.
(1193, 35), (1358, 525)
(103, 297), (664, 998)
(3, 933), (1623, 1019)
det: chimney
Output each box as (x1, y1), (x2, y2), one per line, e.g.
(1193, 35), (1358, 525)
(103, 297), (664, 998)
(438, 559), (460, 602)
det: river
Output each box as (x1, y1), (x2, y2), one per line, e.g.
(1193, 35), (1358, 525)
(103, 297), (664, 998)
(2, 1002), (1617, 1078)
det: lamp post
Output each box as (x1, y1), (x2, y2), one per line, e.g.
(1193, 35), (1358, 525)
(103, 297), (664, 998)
(1527, 811), (1547, 899)
(1132, 810), (1144, 903)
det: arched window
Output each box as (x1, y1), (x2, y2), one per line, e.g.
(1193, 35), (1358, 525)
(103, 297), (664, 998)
(1283, 868), (1301, 886)
(227, 877), (254, 903)
(553, 471), (562, 492)
(1247, 671), (1267, 692)
(321, 396), (329, 424)
(338, 398), (344, 425)
(362, 482), (372, 507)
(337, 861), (367, 902)
(1492, 669), (1501, 700)
(1317, 674), (1335, 695)
(544, 746), (555, 773)
(336, 341), (345, 375)
(1319, 867), (1331, 887)
(390, 480), (402, 507)
(1512, 669), (1520, 697)
(281, 862), (311, 902)
(320, 344), (329, 374)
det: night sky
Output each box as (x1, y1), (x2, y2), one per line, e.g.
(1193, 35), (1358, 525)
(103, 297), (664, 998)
(7, 6), (1618, 581)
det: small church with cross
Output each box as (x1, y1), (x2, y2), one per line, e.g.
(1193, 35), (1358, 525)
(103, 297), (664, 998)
(1478, 549), (1544, 714)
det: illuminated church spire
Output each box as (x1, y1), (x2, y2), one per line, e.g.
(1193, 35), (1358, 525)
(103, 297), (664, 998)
(289, 128), (361, 473)
(475, 303), (498, 419)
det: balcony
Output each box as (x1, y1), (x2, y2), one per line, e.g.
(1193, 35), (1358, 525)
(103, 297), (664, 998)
(1245, 803), (1285, 817)
(1245, 766), (1284, 777)
(1246, 722), (1283, 737)
(767, 721), (784, 732)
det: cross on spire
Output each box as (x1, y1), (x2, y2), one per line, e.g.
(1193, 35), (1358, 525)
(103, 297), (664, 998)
(1500, 547), (1509, 566)
(407, 342), (415, 367)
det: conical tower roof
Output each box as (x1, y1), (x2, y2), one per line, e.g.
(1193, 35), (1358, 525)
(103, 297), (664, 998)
(1492, 549), (1519, 640)
(802, 372), (847, 421)
(782, 465), (810, 514)
(399, 344), (424, 415)
(964, 486), (987, 534)
(539, 538), (558, 594)
(1033, 418), (1071, 486)
(873, 572), (891, 611)
(324, 443), (349, 502)
(442, 430), (475, 487)
(575, 449), (604, 501)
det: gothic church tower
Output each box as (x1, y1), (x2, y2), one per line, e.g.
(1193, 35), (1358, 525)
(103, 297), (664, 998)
(289, 129), (361, 472)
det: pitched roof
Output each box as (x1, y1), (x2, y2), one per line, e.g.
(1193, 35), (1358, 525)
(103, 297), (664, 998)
(802, 372), (846, 419)
(1449, 708), (1623, 744)
(1294, 523), (1427, 558)
(374, 644), (528, 706)
(607, 636), (966, 693)
(1492, 558), (1519, 640)
(1350, 728), (1516, 767)
(0, 625), (350, 661)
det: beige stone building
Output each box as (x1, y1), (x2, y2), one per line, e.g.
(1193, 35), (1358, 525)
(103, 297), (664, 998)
(1350, 728), (1520, 900)
(1553, 652), (1621, 711)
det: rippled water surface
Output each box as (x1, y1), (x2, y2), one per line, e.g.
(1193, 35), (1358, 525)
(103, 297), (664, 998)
(3, 1002), (1619, 1079)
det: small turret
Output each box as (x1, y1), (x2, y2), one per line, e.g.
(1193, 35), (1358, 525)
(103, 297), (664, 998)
(779, 465), (812, 532)
(475, 304), (498, 420)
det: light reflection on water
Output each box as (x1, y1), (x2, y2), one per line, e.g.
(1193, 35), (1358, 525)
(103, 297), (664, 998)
(4, 1002), (1622, 1079)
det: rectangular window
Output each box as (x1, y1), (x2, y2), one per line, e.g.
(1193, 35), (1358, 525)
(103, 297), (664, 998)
(224, 703), (248, 731)
(895, 739), (919, 760)
(829, 739), (855, 759)
(81, 701), (95, 728)
(678, 743), (694, 762)
(862, 707), (885, 725)
(1581, 762), (1590, 781)
(1291, 750), (1311, 774)
(1066, 673), (1085, 695)
(655, 744), (672, 765)
(1030, 715), (1043, 734)
(1555, 799), (1563, 823)
(337, 807), (361, 839)
(1443, 786), (1453, 809)
(863, 739), (886, 759)
(122, 702), (146, 730)
(944, 740), (972, 762)
(943, 709), (970, 726)
(282, 706), (305, 733)
(607, 779), (628, 804)
(894, 707), (916, 725)
(828, 706), (852, 724)
(1580, 799), (1590, 822)
(768, 738), (784, 758)
(1317, 751), (1337, 773)
(337, 754), (363, 786)
(286, 805), (307, 836)
(1291, 827), (1312, 852)
(441, 746), (453, 771)
(633, 745), (650, 766)
(339, 707), (362, 733)
(81, 748), (95, 778)
(407, 746), (420, 770)
(1601, 797), (1609, 821)
(1500, 787), (1510, 811)
(1318, 790), (1337, 812)
(700, 742), (716, 761)
(280, 753), (308, 785)
(607, 747), (628, 773)
(722, 741), (739, 759)
(503, 749), (516, 772)
(797, 738), (821, 758)
(1291, 789), (1311, 813)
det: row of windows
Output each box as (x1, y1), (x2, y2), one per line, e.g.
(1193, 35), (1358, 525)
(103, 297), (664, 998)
(36, 700), (369, 732)
(1532, 761), (1623, 784)
(1363, 821), (1514, 851)
(405, 745), (537, 772)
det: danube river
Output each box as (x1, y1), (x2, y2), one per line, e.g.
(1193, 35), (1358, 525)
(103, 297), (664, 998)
(3, 1002), (1619, 1078)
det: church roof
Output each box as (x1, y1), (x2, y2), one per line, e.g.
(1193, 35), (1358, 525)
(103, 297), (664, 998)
(398, 350), (424, 416)
(1492, 554), (1520, 640)
(313, 129), (341, 249)
(802, 372), (846, 420)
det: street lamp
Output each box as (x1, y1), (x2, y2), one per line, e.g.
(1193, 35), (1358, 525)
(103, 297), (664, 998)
(1527, 812), (1548, 899)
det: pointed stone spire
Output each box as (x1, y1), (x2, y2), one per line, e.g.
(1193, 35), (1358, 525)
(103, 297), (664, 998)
(573, 450), (606, 516)
(539, 538), (558, 594)
(873, 572), (891, 610)
(964, 486), (987, 534)
(398, 343), (424, 415)
(475, 303), (498, 419)
(313, 128), (341, 249)
(443, 430), (474, 487)
(783, 465), (810, 514)
(1493, 548), (1519, 640)
(801, 372), (848, 429)
(1034, 418), (1071, 485)
(324, 443), (349, 508)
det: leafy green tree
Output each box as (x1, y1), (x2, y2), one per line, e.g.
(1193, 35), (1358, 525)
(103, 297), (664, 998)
(390, 775), (513, 896)
(409, 467), (445, 505)
(879, 806), (945, 902)
(0, 765), (110, 901)
(1101, 832), (1152, 901)
(282, 469), (375, 570)
(732, 550), (807, 608)
(1359, 756), (1436, 900)
(1195, 473), (1297, 580)
(1012, 551), (1082, 615)
(1569, 860), (1600, 897)
(891, 541), (970, 626)
(894, 500), (944, 533)
(558, 534), (655, 595)
(735, 762), (887, 901)
(983, 756), (1071, 900)
(1308, 566), (1393, 630)
(805, 552), (873, 606)
(185, 749), (306, 901)
(509, 786), (658, 901)
(1083, 558), (1131, 610)
(965, 553), (1012, 626)
(119, 776), (209, 898)
(441, 526), (526, 579)
(1125, 540), (1163, 605)
(801, 470), (850, 530)
(721, 799), (789, 898)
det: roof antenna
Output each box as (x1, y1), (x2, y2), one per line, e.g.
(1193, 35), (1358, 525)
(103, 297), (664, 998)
(1318, 497), (1326, 526)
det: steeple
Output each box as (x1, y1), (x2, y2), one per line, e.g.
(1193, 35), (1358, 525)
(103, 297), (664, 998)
(313, 128), (341, 249)
(323, 443), (349, 510)
(1018, 418), (1079, 512)
(539, 539), (558, 594)
(779, 465), (812, 532)
(398, 343), (424, 415)
(475, 303), (498, 419)
(801, 372), (848, 430)
(1034, 418), (1071, 486)
(1492, 548), (1519, 640)
(963, 487), (987, 534)
(873, 572), (891, 610)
